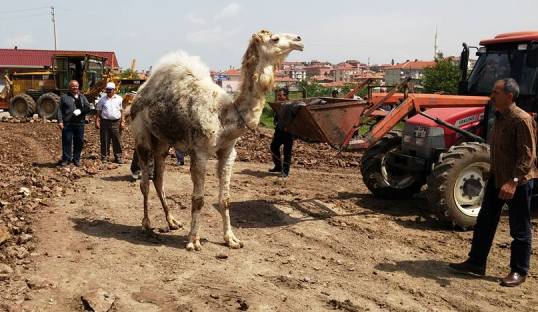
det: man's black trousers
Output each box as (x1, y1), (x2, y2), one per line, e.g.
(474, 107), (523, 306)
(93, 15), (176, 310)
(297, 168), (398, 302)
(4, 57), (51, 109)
(469, 177), (533, 275)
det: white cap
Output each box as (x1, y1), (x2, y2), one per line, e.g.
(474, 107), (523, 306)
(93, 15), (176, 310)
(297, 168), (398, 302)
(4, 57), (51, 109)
(105, 82), (116, 90)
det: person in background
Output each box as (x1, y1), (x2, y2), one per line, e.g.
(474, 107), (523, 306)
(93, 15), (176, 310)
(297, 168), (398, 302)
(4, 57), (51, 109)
(269, 87), (294, 178)
(57, 80), (91, 167)
(95, 82), (125, 164)
(449, 78), (537, 287)
(175, 148), (185, 166)
(331, 89), (339, 98)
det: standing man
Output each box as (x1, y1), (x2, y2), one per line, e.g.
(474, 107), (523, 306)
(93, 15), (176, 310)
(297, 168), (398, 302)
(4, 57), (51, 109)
(450, 78), (537, 287)
(95, 82), (125, 163)
(269, 88), (294, 178)
(57, 80), (91, 167)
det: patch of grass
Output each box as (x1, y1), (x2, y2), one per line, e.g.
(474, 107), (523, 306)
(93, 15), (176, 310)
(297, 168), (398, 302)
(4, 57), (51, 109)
(260, 104), (274, 128)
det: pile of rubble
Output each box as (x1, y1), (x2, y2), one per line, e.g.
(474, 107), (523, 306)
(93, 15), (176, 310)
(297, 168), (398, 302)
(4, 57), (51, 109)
(236, 128), (361, 170)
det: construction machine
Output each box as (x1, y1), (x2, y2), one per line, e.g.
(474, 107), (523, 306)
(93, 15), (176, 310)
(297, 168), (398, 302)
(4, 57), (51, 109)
(271, 31), (538, 229)
(0, 53), (112, 119)
(0, 54), (147, 119)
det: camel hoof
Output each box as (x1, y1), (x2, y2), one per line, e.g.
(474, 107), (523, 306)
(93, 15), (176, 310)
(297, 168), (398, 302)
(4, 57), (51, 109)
(226, 238), (244, 249)
(186, 240), (202, 251)
(142, 218), (152, 232)
(167, 218), (182, 231)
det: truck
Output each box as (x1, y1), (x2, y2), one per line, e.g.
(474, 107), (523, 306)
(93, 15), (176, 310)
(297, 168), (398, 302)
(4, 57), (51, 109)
(271, 31), (538, 229)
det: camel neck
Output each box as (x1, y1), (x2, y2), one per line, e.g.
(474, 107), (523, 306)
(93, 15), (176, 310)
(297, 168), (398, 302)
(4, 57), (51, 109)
(233, 63), (275, 129)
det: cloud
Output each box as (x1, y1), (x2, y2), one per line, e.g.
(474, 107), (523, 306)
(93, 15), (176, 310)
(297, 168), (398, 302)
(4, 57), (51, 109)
(4, 34), (35, 48)
(214, 3), (241, 20)
(187, 13), (206, 25)
(187, 26), (234, 43)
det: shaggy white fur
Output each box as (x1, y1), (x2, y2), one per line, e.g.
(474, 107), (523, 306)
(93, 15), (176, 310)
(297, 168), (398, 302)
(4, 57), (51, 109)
(131, 30), (303, 251)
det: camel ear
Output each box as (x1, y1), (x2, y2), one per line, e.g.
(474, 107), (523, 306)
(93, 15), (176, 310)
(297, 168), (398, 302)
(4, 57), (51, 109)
(251, 33), (262, 43)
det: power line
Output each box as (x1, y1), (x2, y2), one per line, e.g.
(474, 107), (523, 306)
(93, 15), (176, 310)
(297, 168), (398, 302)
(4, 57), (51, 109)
(0, 6), (49, 14)
(0, 13), (49, 22)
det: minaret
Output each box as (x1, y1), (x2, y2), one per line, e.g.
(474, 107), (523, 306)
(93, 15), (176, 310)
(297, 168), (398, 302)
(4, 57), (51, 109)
(434, 27), (438, 59)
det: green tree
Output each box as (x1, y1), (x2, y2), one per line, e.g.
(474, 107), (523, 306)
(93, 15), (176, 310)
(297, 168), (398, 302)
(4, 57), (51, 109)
(421, 53), (460, 94)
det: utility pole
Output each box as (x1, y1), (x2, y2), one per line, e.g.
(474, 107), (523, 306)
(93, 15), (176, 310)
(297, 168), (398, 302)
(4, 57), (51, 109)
(51, 6), (58, 50)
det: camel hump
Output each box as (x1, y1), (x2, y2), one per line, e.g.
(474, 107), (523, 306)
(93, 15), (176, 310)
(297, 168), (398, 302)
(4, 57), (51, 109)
(153, 51), (211, 82)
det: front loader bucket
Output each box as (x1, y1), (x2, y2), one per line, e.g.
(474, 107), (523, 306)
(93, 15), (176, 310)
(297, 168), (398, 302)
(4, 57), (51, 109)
(269, 97), (366, 146)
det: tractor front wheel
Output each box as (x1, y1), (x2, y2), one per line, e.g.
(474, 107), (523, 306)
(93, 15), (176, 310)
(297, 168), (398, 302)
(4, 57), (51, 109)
(426, 142), (490, 230)
(360, 132), (424, 199)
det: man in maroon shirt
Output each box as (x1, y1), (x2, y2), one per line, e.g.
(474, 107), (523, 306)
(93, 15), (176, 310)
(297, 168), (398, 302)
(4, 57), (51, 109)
(450, 78), (537, 287)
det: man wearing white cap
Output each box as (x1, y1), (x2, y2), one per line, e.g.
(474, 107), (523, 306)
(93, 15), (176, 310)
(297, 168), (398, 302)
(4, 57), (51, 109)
(95, 82), (125, 163)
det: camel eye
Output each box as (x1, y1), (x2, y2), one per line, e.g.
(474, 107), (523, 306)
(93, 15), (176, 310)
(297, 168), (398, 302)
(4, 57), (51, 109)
(272, 37), (280, 43)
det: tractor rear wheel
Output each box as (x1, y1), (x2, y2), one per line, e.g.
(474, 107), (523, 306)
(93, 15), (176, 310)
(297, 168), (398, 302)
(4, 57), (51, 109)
(9, 94), (36, 118)
(426, 142), (490, 230)
(37, 93), (60, 119)
(360, 132), (424, 199)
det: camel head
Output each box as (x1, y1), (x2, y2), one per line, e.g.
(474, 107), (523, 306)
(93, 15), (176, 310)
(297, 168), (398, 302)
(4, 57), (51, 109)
(250, 30), (303, 63)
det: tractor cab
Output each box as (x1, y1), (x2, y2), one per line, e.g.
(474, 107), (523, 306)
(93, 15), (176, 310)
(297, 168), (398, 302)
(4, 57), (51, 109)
(461, 32), (538, 113)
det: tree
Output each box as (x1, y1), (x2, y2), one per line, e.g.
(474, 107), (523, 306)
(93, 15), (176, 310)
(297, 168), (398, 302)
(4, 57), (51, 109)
(421, 52), (460, 94)
(297, 80), (330, 97)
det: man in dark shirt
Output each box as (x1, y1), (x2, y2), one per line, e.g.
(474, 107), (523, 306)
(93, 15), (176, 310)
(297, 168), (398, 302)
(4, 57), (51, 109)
(269, 88), (294, 178)
(450, 78), (537, 287)
(57, 80), (91, 167)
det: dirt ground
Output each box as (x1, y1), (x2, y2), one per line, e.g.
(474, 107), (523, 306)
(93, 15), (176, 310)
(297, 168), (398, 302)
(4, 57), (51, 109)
(1, 119), (538, 312)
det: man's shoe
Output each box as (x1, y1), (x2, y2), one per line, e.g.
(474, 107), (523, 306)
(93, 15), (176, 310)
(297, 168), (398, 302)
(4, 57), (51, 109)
(115, 158), (124, 164)
(280, 172), (289, 178)
(73, 160), (81, 167)
(59, 160), (69, 167)
(268, 167), (282, 173)
(449, 260), (486, 276)
(500, 272), (526, 287)
(131, 171), (140, 180)
(100, 157), (108, 163)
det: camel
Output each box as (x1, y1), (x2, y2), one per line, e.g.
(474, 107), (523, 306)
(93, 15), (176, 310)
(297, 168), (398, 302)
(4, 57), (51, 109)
(130, 30), (303, 251)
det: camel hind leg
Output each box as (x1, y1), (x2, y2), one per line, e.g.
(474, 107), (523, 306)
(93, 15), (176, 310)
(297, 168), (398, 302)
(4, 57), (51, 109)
(152, 142), (181, 231)
(136, 144), (153, 231)
(216, 145), (243, 249)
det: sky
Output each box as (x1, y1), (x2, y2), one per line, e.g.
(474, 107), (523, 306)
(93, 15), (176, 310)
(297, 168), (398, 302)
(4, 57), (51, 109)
(1, 0), (537, 71)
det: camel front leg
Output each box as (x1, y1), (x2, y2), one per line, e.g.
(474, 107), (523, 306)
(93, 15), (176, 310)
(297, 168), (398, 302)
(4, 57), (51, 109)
(186, 151), (208, 251)
(152, 145), (181, 231)
(217, 146), (243, 249)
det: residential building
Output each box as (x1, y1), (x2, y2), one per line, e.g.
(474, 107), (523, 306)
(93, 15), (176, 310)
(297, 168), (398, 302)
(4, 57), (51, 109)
(384, 60), (435, 85)
(217, 68), (241, 94)
(332, 62), (360, 82)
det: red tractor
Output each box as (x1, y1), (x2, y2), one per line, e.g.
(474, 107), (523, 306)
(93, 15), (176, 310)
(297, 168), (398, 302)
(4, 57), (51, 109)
(271, 31), (538, 229)
(360, 31), (538, 229)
